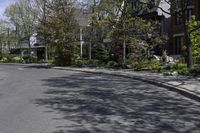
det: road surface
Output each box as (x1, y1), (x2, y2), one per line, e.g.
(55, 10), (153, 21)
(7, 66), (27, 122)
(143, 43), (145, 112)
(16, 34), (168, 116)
(0, 64), (200, 133)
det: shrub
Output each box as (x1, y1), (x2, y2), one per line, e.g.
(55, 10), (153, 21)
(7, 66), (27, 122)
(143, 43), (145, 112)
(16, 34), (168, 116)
(82, 59), (100, 67)
(106, 61), (119, 68)
(0, 52), (3, 60)
(73, 59), (83, 67)
(55, 47), (75, 66)
(189, 67), (200, 76)
(92, 43), (109, 63)
(23, 55), (30, 63)
(12, 56), (21, 63)
(48, 58), (56, 65)
(129, 60), (164, 71)
(32, 56), (37, 63)
(131, 61), (146, 71)
(172, 63), (187, 70)
(164, 64), (173, 70)
(178, 68), (190, 75)
(2, 57), (8, 63)
(147, 60), (163, 71)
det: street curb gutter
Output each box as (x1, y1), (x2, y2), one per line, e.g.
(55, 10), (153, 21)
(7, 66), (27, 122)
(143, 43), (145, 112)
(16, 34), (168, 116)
(53, 67), (200, 102)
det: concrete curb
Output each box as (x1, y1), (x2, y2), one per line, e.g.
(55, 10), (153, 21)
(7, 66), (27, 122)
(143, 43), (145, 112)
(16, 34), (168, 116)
(53, 67), (200, 102)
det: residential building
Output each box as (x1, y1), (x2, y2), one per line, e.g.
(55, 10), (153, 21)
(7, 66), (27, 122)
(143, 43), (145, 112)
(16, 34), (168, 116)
(171, 0), (200, 55)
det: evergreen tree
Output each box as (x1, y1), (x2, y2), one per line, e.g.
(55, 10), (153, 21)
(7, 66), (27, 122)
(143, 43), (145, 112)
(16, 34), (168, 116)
(37, 0), (79, 66)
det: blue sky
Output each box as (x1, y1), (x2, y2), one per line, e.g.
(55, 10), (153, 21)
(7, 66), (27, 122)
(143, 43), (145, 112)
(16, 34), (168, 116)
(0, 0), (14, 18)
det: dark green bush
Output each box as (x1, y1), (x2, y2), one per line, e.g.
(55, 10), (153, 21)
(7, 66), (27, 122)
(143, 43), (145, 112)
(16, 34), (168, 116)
(23, 55), (30, 63)
(82, 59), (100, 67)
(0, 52), (3, 60)
(75, 60), (83, 67)
(178, 68), (189, 75)
(106, 61), (119, 68)
(172, 63), (187, 70)
(55, 53), (72, 66)
(189, 67), (200, 76)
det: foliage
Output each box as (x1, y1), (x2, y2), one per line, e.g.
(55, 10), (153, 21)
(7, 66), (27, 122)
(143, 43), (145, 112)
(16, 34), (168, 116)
(146, 60), (163, 71)
(106, 61), (120, 68)
(0, 52), (3, 60)
(22, 55), (30, 63)
(37, 0), (79, 66)
(177, 68), (189, 75)
(85, 59), (101, 67)
(5, 0), (40, 62)
(127, 59), (163, 71)
(1, 57), (8, 63)
(189, 16), (200, 57)
(172, 63), (187, 70)
(55, 47), (74, 66)
(48, 58), (56, 65)
(92, 0), (167, 62)
(189, 67), (200, 76)
(12, 56), (21, 63)
(92, 43), (109, 63)
(74, 59), (101, 67)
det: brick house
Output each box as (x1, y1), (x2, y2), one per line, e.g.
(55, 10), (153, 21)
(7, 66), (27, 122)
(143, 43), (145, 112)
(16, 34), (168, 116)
(170, 0), (200, 55)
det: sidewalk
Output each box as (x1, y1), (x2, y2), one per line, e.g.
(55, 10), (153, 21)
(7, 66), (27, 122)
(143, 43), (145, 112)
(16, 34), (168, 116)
(53, 66), (200, 102)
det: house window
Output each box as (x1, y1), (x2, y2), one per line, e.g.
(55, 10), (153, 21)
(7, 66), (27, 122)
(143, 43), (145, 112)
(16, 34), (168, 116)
(175, 9), (193, 25)
(176, 0), (182, 8)
(185, 9), (193, 21)
(175, 13), (182, 25)
(175, 36), (183, 55)
(188, 1), (194, 6)
(132, 0), (139, 10)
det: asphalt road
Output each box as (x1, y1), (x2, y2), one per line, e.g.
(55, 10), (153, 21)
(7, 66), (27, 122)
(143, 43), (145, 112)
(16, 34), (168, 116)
(0, 64), (200, 133)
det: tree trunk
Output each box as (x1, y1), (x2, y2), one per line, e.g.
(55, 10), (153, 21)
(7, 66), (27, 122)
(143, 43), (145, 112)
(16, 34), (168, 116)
(183, 24), (193, 69)
(123, 38), (126, 63)
(7, 28), (10, 52)
(89, 40), (92, 60)
(28, 37), (32, 63)
(123, 23), (126, 63)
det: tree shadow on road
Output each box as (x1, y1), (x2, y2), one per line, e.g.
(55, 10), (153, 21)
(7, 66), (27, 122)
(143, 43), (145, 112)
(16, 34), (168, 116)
(35, 73), (200, 133)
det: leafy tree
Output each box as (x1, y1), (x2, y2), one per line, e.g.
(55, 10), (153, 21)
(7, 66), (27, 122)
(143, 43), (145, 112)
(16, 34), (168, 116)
(189, 16), (200, 57)
(5, 0), (40, 62)
(0, 20), (17, 53)
(90, 0), (166, 63)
